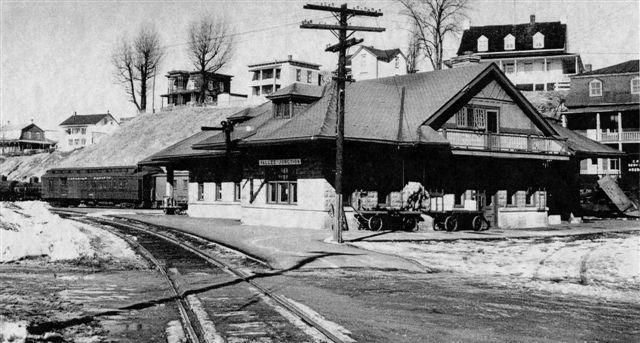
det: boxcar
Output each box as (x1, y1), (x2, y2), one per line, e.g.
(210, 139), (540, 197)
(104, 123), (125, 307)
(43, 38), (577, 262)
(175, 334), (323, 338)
(152, 171), (189, 208)
(41, 166), (160, 207)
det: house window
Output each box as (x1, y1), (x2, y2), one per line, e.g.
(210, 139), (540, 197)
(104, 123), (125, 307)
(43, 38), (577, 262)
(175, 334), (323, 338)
(504, 62), (515, 74)
(274, 102), (291, 119)
(252, 71), (260, 80)
(610, 158), (620, 170)
(394, 56), (399, 68)
(267, 181), (297, 204)
(296, 69), (301, 81)
(504, 34), (515, 50)
(477, 35), (488, 52)
(81, 138), (86, 145)
(25, 132), (31, 139)
(197, 182), (204, 201)
(360, 54), (366, 67)
(533, 32), (545, 49)
(455, 108), (467, 126)
(631, 77), (640, 94)
(215, 183), (222, 201)
(589, 79), (603, 97)
(74, 139), (79, 145)
(523, 62), (533, 72)
(307, 70), (312, 83)
(81, 128), (86, 134)
(68, 139), (73, 146)
(234, 182), (241, 202)
(262, 69), (273, 79)
(276, 69), (281, 79)
(253, 86), (260, 96)
(183, 180), (188, 190)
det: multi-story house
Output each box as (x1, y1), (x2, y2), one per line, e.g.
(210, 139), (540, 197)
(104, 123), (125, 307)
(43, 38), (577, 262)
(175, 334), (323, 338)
(347, 45), (407, 81)
(59, 112), (119, 151)
(454, 15), (583, 91)
(248, 56), (322, 103)
(160, 70), (247, 108)
(563, 60), (640, 179)
(0, 122), (56, 156)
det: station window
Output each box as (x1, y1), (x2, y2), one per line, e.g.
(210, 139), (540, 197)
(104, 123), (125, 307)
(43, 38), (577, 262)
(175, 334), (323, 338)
(215, 183), (222, 201)
(267, 181), (297, 205)
(296, 69), (301, 82)
(197, 182), (204, 201)
(307, 70), (312, 83)
(183, 179), (188, 190)
(234, 182), (241, 202)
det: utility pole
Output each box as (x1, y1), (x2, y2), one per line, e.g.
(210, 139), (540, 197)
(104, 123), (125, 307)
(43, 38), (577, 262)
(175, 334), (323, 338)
(301, 3), (384, 243)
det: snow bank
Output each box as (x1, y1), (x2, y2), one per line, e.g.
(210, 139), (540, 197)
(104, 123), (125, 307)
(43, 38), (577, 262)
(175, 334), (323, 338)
(0, 201), (142, 265)
(0, 317), (27, 343)
(354, 235), (640, 300)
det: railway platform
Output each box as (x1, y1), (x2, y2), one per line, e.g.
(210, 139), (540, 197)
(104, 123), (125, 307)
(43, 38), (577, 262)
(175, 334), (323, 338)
(83, 211), (640, 272)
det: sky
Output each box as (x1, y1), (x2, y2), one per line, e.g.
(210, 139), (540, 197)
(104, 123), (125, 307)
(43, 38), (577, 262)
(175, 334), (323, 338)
(1, 0), (639, 131)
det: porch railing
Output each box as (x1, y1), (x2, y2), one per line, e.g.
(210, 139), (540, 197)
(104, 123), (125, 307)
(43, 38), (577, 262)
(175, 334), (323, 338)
(442, 129), (567, 154)
(600, 131), (640, 143)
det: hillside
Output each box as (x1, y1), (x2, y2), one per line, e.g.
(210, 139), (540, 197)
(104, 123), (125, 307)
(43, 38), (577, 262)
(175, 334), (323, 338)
(0, 106), (244, 180)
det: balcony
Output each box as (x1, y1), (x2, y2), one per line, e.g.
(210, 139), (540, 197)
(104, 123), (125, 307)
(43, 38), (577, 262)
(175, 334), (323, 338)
(442, 129), (567, 155)
(600, 131), (640, 143)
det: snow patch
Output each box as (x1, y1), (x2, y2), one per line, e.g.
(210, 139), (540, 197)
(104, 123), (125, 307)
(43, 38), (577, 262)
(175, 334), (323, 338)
(165, 320), (187, 343)
(186, 295), (224, 343)
(353, 235), (640, 301)
(0, 317), (27, 343)
(0, 201), (143, 265)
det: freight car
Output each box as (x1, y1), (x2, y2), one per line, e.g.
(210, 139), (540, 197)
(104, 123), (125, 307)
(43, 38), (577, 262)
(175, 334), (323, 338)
(41, 166), (161, 208)
(152, 171), (189, 209)
(0, 176), (42, 201)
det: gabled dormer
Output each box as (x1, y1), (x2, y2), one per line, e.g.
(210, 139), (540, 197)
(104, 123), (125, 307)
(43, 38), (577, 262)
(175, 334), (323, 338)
(477, 35), (488, 52)
(503, 34), (515, 50)
(266, 83), (324, 119)
(533, 32), (545, 49)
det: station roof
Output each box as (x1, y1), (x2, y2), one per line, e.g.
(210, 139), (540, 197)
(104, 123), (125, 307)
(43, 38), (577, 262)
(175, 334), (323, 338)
(548, 121), (626, 158)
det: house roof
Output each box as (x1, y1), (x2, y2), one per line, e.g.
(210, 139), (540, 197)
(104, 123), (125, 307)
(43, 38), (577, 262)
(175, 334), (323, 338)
(193, 63), (555, 150)
(248, 59), (321, 70)
(165, 70), (234, 78)
(548, 121), (626, 158)
(457, 20), (566, 56)
(562, 103), (639, 115)
(60, 113), (115, 126)
(266, 82), (325, 100)
(356, 46), (404, 63)
(578, 60), (639, 76)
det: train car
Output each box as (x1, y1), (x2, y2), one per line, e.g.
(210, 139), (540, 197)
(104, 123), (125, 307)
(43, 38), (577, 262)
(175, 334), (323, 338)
(152, 171), (189, 208)
(41, 166), (160, 207)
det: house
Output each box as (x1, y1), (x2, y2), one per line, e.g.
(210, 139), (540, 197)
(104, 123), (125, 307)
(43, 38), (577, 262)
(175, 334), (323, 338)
(141, 63), (620, 230)
(59, 112), (119, 151)
(347, 45), (407, 81)
(563, 60), (639, 182)
(453, 15), (583, 91)
(160, 70), (247, 108)
(0, 122), (56, 156)
(248, 56), (322, 103)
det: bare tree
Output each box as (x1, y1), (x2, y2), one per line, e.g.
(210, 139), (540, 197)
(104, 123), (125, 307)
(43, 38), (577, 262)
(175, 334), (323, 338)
(405, 23), (421, 73)
(111, 24), (163, 112)
(399, 0), (469, 70)
(187, 16), (234, 105)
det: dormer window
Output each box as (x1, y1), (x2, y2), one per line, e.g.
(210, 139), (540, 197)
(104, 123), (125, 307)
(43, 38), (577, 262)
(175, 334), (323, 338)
(533, 32), (544, 49)
(631, 77), (640, 94)
(274, 101), (292, 119)
(504, 34), (515, 50)
(477, 35), (488, 52)
(589, 79), (603, 97)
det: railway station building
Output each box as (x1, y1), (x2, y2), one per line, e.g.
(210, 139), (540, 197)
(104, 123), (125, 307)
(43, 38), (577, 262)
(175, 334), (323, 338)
(141, 63), (622, 230)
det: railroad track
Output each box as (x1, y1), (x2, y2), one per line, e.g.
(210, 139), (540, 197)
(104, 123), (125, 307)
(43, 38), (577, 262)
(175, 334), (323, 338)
(54, 209), (350, 343)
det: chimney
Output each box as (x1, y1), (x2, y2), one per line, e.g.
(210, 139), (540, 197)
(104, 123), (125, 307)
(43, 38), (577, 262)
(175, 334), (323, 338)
(107, 110), (110, 114)
(74, 111), (77, 116)
(287, 55), (292, 61)
(530, 15), (536, 25)
(585, 64), (592, 72)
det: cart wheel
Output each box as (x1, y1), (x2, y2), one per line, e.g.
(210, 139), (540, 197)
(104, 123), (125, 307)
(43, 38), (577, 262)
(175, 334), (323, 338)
(444, 215), (458, 232)
(403, 216), (418, 232)
(471, 215), (488, 231)
(175, 208), (182, 215)
(368, 215), (384, 231)
(163, 208), (168, 214)
(432, 217), (443, 231)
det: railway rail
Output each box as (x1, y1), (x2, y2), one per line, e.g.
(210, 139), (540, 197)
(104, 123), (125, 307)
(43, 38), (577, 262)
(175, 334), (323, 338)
(53, 209), (350, 343)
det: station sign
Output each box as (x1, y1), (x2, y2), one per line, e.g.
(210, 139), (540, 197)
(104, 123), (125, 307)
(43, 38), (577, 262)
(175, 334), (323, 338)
(258, 159), (301, 166)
